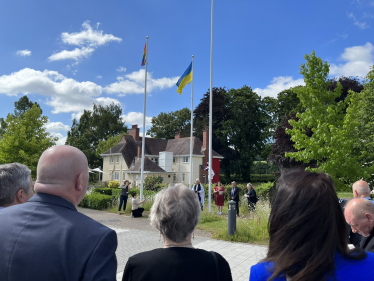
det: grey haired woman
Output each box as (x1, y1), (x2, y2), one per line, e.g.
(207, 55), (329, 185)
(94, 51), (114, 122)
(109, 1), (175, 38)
(122, 184), (232, 281)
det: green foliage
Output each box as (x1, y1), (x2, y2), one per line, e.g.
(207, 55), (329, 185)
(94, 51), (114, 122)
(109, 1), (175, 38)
(147, 107), (191, 139)
(79, 193), (114, 210)
(286, 52), (374, 189)
(250, 174), (276, 183)
(0, 117), (7, 138)
(66, 103), (127, 169)
(218, 86), (273, 181)
(92, 188), (113, 196)
(96, 131), (127, 156)
(112, 188), (121, 198)
(255, 182), (273, 198)
(14, 95), (42, 117)
(144, 175), (163, 191)
(0, 105), (57, 177)
(108, 180), (120, 189)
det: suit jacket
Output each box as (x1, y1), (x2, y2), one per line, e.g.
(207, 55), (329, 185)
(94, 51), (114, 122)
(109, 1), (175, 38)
(360, 227), (374, 253)
(250, 251), (374, 281)
(230, 186), (240, 202)
(0, 193), (118, 281)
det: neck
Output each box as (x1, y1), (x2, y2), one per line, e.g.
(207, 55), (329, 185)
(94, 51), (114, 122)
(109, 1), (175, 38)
(163, 233), (194, 248)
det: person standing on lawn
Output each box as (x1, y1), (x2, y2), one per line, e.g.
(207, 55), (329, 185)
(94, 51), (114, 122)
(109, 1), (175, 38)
(213, 182), (225, 214)
(244, 183), (258, 219)
(230, 181), (240, 217)
(118, 180), (130, 214)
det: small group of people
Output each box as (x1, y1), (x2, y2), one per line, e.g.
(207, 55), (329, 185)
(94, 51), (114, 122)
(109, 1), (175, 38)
(2, 145), (374, 280)
(118, 179), (145, 218)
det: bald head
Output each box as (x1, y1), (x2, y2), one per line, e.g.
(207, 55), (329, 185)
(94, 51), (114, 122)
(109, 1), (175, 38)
(345, 198), (374, 237)
(35, 145), (89, 206)
(352, 180), (371, 198)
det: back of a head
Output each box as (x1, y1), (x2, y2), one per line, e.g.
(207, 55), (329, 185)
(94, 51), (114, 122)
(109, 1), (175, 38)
(34, 145), (88, 200)
(352, 180), (371, 198)
(150, 184), (200, 243)
(0, 163), (31, 207)
(266, 170), (349, 281)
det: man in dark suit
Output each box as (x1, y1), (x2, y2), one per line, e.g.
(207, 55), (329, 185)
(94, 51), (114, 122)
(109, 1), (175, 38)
(230, 181), (240, 216)
(345, 198), (374, 252)
(0, 145), (118, 281)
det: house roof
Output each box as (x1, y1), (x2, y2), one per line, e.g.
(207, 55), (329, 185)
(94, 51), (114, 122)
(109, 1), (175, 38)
(127, 157), (167, 173)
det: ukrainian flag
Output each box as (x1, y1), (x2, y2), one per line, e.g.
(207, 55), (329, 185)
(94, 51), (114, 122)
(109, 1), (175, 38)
(176, 62), (193, 95)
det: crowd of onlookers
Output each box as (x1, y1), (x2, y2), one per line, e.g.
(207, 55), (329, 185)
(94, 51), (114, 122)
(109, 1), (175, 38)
(1, 145), (374, 280)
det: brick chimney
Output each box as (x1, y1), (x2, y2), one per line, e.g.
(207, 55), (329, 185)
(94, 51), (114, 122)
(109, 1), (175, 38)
(175, 131), (182, 139)
(203, 126), (209, 149)
(137, 143), (142, 158)
(129, 124), (140, 141)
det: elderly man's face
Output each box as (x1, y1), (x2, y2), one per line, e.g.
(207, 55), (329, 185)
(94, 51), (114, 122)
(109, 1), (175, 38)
(195, 180), (199, 184)
(346, 212), (374, 237)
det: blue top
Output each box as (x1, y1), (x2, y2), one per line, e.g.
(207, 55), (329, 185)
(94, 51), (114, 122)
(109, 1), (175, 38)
(250, 252), (374, 281)
(0, 207), (5, 210)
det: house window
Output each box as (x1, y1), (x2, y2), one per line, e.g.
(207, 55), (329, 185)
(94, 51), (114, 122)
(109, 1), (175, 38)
(116, 155), (119, 163)
(203, 175), (206, 184)
(155, 158), (158, 165)
(173, 157), (175, 163)
(182, 174), (185, 182)
(115, 172), (119, 180)
(110, 156), (114, 163)
(183, 157), (189, 163)
(173, 174), (176, 182)
(123, 172), (126, 181)
(161, 176), (164, 182)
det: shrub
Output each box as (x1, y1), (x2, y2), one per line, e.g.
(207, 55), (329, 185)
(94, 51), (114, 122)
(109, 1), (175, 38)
(144, 175), (163, 191)
(250, 174), (276, 182)
(78, 193), (114, 210)
(108, 181), (120, 189)
(255, 182), (273, 199)
(112, 188), (121, 198)
(92, 188), (112, 196)
(102, 181), (109, 187)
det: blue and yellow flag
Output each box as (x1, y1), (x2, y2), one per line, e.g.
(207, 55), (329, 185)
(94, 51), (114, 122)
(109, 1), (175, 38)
(176, 62), (192, 95)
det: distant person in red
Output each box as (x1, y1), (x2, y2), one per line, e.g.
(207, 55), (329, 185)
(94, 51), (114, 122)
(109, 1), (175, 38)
(214, 182), (225, 215)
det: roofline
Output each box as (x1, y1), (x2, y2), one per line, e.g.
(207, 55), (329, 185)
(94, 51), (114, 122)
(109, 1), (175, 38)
(99, 153), (122, 156)
(124, 171), (174, 174)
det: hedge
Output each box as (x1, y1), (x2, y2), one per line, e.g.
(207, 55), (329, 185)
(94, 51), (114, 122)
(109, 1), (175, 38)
(92, 188), (112, 196)
(78, 193), (113, 210)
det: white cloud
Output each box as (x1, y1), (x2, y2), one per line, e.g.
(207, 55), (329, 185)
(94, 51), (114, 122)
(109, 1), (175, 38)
(330, 42), (374, 77)
(348, 13), (370, 29)
(48, 47), (95, 61)
(121, 112), (152, 128)
(61, 21), (122, 47)
(49, 132), (67, 146)
(44, 121), (70, 132)
(0, 68), (122, 118)
(116, 66), (127, 72)
(105, 69), (179, 96)
(97, 75), (102, 79)
(49, 21), (122, 62)
(16, 49), (31, 57)
(254, 76), (305, 98)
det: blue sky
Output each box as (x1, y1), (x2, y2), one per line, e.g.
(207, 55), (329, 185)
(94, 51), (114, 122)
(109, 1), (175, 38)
(0, 0), (373, 145)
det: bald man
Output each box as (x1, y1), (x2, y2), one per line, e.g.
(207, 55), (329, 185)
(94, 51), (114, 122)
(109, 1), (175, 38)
(0, 145), (117, 281)
(352, 180), (374, 202)
(345, 198), (374, 253)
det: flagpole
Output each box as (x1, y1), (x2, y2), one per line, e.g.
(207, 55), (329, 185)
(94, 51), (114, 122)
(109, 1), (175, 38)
(189, 55), (194, 189)
(140, 36), (149, 202)
(208, 0), (214, 213)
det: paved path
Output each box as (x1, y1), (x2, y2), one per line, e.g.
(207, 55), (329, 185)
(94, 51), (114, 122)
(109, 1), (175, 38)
(78, 207), (268, 281)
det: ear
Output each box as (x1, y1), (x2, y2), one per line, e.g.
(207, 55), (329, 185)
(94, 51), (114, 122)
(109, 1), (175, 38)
(15, 189), (27, 204)
(365, 213), (373, 222)
(75, 173), (84, 192)
(354, 190), (358, 198)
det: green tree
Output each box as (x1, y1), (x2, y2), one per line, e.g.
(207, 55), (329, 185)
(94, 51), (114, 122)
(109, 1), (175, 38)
(0, 105), (57, 177)
(14, 95), (42, 117)
(218, 86), (271, 181)
(66, 103), (127, 168)
(286, 52), (373, 189)
(0, 117), (7, 138)
(97, 131), (128, 156)
(147, 108), (191, 139)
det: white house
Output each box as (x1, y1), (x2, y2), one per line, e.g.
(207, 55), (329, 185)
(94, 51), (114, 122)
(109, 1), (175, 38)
(99, 125), (223, 187)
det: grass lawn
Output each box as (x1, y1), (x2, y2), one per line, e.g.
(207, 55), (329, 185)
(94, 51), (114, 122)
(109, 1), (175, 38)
(337, 192), (353, 198)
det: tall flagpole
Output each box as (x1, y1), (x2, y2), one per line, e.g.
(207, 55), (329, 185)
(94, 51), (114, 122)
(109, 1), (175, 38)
(140, 36), (149, 202)
(189, 55), (194, 189)
(209, 0), (214, 212)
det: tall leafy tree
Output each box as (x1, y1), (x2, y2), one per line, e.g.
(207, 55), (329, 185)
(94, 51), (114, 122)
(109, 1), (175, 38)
(147, 108), (191, 139)
(14, 95), (42, 117)
(66, 103), (127, 168)
(218, 86), (271, 181)
(0, 105), (57, 177)
(286, 52), (373, 189)
(97, 131), (128, 156)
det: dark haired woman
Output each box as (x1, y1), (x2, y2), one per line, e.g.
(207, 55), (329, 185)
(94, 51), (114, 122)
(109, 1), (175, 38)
(250, 171), (374, 281)
(131, 192), (145, 218)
